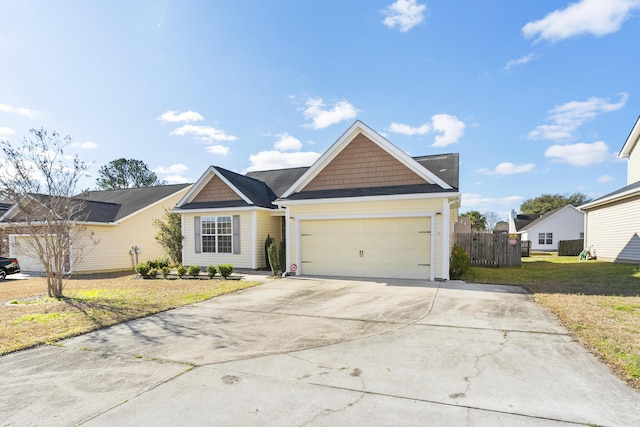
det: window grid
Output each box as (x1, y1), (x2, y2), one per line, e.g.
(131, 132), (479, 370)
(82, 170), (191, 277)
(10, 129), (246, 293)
(201, 216), (232, 253)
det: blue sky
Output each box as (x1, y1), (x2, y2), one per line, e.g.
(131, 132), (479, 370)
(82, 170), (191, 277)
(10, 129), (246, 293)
(1, 0), (639, 221)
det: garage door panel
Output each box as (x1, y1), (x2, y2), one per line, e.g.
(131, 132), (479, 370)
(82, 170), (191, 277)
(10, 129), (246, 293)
(300, 218), (431, 280)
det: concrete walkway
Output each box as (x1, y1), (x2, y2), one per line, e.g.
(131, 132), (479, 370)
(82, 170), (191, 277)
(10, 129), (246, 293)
(1, 276), (639, 426)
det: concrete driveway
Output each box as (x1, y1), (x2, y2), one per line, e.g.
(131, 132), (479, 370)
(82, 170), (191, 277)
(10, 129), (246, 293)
(1, 276), (639, 426)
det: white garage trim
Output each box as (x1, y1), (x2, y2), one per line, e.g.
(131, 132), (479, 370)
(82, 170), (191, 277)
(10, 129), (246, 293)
(293, 212), (437, 281)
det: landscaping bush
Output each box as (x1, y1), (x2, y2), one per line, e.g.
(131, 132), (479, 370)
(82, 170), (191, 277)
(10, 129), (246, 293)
(148, 268), (158, 279)
(136, 262), (150, 277)
(449, 244), (470, 279)
(279, 239), (286, 273)
(176, 265), (187, 279)
(207, 264), (217, 279)
(188, 265), (201, 279)
(267, 242), (279, 276)
(148, 258), (170, 269)
(217, 264), (233, 279)
(264, 234), (274, 268)
(161, 266), (171, 279)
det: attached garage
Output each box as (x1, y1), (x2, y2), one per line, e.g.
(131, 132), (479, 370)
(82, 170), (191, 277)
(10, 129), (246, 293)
(299, 216), (433, 280)
(10, 235), (46, 272)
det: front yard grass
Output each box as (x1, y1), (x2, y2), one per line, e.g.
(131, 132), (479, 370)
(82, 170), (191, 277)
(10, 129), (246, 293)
(0, 273), (260, 355)
(462, 255), (640, 391)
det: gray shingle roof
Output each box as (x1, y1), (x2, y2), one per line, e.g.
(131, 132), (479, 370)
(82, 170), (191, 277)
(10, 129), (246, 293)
(413, 153), (459, 189)
(213, 167), (277, 208)
(79, 184), (191, 221)
(588, 181), (640, 205)
(284, 184), (457, 201)
(245, 167), (308, 197)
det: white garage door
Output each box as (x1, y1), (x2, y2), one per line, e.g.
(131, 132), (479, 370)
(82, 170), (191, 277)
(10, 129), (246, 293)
(10, 236), (46, 272)
(300, 217), (431, 280)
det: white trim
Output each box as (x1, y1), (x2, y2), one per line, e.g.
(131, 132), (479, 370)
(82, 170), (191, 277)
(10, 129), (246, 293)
(294, 217), (301, 276)
(579, 188), (640, 210)
(281, 120), (452, 198)
(173, 206), (276, 214)
(181, 214), (185, 266)
(294, 211), (437, 221)
(430, 215), (436, 281)
(619, 116), (640, 159)
(442, 199), (451, 280)
(285, 206), (291, 273)
(251, 210), (257, 269)
(276, 192), (460, 207)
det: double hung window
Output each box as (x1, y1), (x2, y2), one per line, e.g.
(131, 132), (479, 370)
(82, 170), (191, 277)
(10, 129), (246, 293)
(201, 216), (232, 253)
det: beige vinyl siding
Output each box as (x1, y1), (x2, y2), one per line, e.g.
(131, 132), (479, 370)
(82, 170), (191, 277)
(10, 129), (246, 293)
(628, 146), (640, 185)
(182, 210), (254, 269)
(287, 197), (447, 279)
(585, 196), (640, 262)
(255, 210), (282, 269)
(76, 189), (189, 272)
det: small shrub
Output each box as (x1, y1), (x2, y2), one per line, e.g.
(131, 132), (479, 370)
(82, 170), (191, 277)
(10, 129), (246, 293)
(188, 265), (201, 279)
(279, 239), (286, 273)
(148, 268), (158, 279)
(267, 242), (279, 276)
(264, 234), (274, 268)
(176, 265), (187, 279)
(161, 266), (171, 279)
(449, 244), (470, 279)
(217, 264), (233, 279)
(148, 258), (169, 269)
(207, 264), (217, 279)
(136, 262), (150, 277)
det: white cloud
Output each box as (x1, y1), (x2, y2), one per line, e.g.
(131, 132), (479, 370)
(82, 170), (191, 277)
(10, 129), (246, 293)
(504, 53), (535, 71)
(157, 110), (204, 123)
(528, 93), (627, 141)
(171, 124), (237, 142)
(206, 145), (231, 156)
(0, 103), (37, 118)
(71, 141), (98, 149)
(382, 0), (427, 32)
(246, 150), (321, 172)
(389, 122), (431, 136)
(389, 114), (465, 147)
(302, 98), (358, 130)
(431, 114), (466, 147)
(597, 174), (614, 183)
(154, 163), (189, 175)
(0, 126), (15, 136)
(478, 162), (535, 175)
(522, 0), (640, 42)
(273, 133), (303, 151)
(545, 141), (610, 166)
(462, 193), (523, 211)
(154, 164), (191, 184)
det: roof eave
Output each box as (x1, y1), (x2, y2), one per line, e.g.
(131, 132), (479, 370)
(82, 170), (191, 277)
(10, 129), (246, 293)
(619, 116), (640, 159)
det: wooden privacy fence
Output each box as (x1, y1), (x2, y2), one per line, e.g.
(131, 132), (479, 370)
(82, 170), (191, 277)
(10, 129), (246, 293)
(454, 233), (522, 268)
(558, 239), (584, 256)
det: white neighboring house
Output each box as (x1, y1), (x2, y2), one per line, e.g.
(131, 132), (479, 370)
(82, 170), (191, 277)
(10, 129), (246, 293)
(509, 206), (584, 252)
(579, 116), (640, 263)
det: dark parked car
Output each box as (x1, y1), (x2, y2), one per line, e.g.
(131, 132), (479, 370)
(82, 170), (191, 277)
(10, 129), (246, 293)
(0, 257), (20, 280)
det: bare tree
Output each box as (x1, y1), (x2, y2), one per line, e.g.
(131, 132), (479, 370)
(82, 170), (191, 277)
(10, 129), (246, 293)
(484, 211), (501, 232)
(0, 128), (97, 298)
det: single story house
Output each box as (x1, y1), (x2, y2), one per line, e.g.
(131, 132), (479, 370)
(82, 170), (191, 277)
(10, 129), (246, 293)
(508, 206), (584, 252)
(580, 116), (640, 263)
(0, 184), (191, 272)
(174, 120), (461, 280)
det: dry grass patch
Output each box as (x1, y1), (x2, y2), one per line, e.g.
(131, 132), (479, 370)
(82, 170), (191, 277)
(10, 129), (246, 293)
(0, 272), (260, 355)
(462, 256), (640, 391)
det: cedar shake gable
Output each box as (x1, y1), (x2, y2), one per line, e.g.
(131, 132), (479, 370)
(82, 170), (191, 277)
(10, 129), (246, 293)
(176, 166), (278, 210)
(279, 120), (455, 201)
(302, 133), (426, 192)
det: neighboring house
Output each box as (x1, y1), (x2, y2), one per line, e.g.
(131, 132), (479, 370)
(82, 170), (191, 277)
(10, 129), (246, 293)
(0, 184), (191, 272)
(509, 206), (584, 251)
(580, 116), (640, 263)
(175, 120), (461, 280)
(454, 216), (471, 234)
